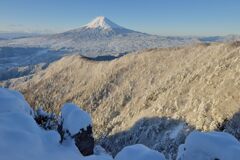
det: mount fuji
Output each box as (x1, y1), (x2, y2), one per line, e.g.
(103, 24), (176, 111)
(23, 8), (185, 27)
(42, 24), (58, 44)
(0, 16), (198, 57)
(84, 16), (128, 30)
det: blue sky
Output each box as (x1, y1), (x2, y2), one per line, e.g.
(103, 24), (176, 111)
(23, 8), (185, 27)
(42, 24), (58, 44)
(0, 0), (240, 36)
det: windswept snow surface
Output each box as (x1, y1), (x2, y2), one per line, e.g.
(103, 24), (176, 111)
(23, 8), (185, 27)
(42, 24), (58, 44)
(177, 131), (240, 160)
(61, 103), (92, 135)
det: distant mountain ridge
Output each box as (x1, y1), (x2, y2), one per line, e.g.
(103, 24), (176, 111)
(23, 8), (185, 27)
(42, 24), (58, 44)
(0, 16), (199, 57)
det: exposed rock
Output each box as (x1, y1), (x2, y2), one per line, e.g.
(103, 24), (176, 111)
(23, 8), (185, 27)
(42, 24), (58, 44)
(73, 126), (95, 156)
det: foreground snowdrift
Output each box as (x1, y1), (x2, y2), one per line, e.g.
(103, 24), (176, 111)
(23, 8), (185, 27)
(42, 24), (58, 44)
(0, 88), (84, 160)
(177, 131), (240, 160)
(115, 144), (165, 160)
(1, 87), (240, 160)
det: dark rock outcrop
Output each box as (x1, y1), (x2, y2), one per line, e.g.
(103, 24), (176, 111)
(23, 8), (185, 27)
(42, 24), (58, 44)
(72, 125), (95, 156)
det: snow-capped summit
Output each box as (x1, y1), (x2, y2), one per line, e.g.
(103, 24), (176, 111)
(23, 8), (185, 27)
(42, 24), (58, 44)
(85, 16), (124, 30)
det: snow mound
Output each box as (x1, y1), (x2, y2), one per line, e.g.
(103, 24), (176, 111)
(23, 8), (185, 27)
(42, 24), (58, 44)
(0, 87), (33, 115)
(61, 103), (92, 135)
(177, 131), (240, 160)
(85, 16), (124, 30)
(115, 144), (166, 160)
(0, 88), (82, 160)
(82, 155), (113, 160)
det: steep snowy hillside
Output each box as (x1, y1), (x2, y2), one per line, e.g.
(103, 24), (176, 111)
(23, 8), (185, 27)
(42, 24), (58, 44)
(6, 42), (240, 159)
(1, 86), (240, 160)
